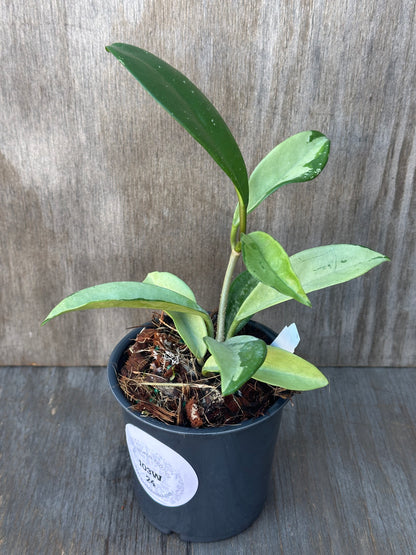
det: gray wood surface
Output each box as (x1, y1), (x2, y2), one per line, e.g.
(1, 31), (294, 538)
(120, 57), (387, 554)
(1, 366), (415, 554)
(1, 0), (415, 366)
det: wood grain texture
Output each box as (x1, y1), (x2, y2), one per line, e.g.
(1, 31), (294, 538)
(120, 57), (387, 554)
(1, 366), (415, 553)
(0, 0), (415, 365)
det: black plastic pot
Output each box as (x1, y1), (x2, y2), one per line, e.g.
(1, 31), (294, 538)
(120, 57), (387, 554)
(108, 321), (288, 542)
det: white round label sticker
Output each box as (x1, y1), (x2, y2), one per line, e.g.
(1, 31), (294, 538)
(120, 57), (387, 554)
(125, 423), (199, 507)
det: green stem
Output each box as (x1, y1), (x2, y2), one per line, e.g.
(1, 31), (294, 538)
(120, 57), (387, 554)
(230, 223), (238, 250)
(230, 200), (247, 251)
(225, 317), (241, 340)
(216, 249), (241, 342)
(239, 201), (247, 236)
(202, 313), (215, 339)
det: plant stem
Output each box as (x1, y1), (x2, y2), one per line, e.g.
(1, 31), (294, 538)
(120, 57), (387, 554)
(216, 248), (240, 342)
(230, 223), (238, 250)
(225, 318), (240, 340)
(239, 202), (247, 236)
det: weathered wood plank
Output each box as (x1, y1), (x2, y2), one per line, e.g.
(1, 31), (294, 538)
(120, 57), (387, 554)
(1, 366), (415, 553)
(1, 0), (415, 365)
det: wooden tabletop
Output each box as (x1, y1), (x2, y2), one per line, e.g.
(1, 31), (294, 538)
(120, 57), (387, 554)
(1, 366), (415, 554)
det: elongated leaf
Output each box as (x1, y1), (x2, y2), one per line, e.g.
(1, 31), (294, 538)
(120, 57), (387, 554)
(233, 130), (329, 225)
(224, 271), (258, 336)
(227, 245), (389, 335)
(143, 271), (196, 300)
(203, 346), (328, 391)
(241, 231), (311, 306)
(249, 130), (329, 210)
(253, 346), (328, 390)
(287, 244), (389, 292)
(106, 43), (249, 206)
(203, 336), (267, 396)
(143, 272), (208, 359)
(42, 281), (214, 336)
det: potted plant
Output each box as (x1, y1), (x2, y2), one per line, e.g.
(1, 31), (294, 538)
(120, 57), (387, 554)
(42, 43), (388, 542)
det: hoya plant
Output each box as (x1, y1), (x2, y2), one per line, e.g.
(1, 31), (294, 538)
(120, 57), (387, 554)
(42, 43), (388, 396)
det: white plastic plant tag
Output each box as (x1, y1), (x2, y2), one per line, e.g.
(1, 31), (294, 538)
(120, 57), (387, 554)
(125, 423), (199, 507)
(270, 323), (300, 353)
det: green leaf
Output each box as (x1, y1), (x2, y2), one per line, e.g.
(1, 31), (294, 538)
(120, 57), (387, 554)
(227, 245), (389, 334)
(106, 43), (249, 206)
(224, 271), (258, 336)
(203, 336), (267, 396)
(42, 281), (214, 336)
(287, 244), (389, 292)
(143, 272), (208, 359)
(241, 231), (311, 307)
(203, 346), (328, 391)
(233, 130), (330, 225)
(249, 130), (330, 211)
(253, 346), (328, 390)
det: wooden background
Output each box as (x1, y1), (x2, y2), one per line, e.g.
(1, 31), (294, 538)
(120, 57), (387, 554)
(1, 0), (415, 366)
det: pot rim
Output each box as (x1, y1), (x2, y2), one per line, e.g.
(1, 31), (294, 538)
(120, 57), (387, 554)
(108, 321), (289, 437)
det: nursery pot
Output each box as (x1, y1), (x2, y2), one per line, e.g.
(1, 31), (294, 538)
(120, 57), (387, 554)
(108, 321), (288, 542)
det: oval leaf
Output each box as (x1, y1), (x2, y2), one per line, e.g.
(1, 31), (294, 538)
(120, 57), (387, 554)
(143, 271), (197, 300)
(203, 335), (267, 396)
(228, 245), (389, 333)
(253, 346), (328, 390)
(202, 346), (328, 391)
(241, 231), (311, 307)
(233, 130), (329, 225)
(249, 130), (329, 211)
(224, 271), (258, 336)
(287, 244), (389, 292)
(106, 43), (248, 206)
(143, 272), (208, 359)
(42, 281), (213, 336)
